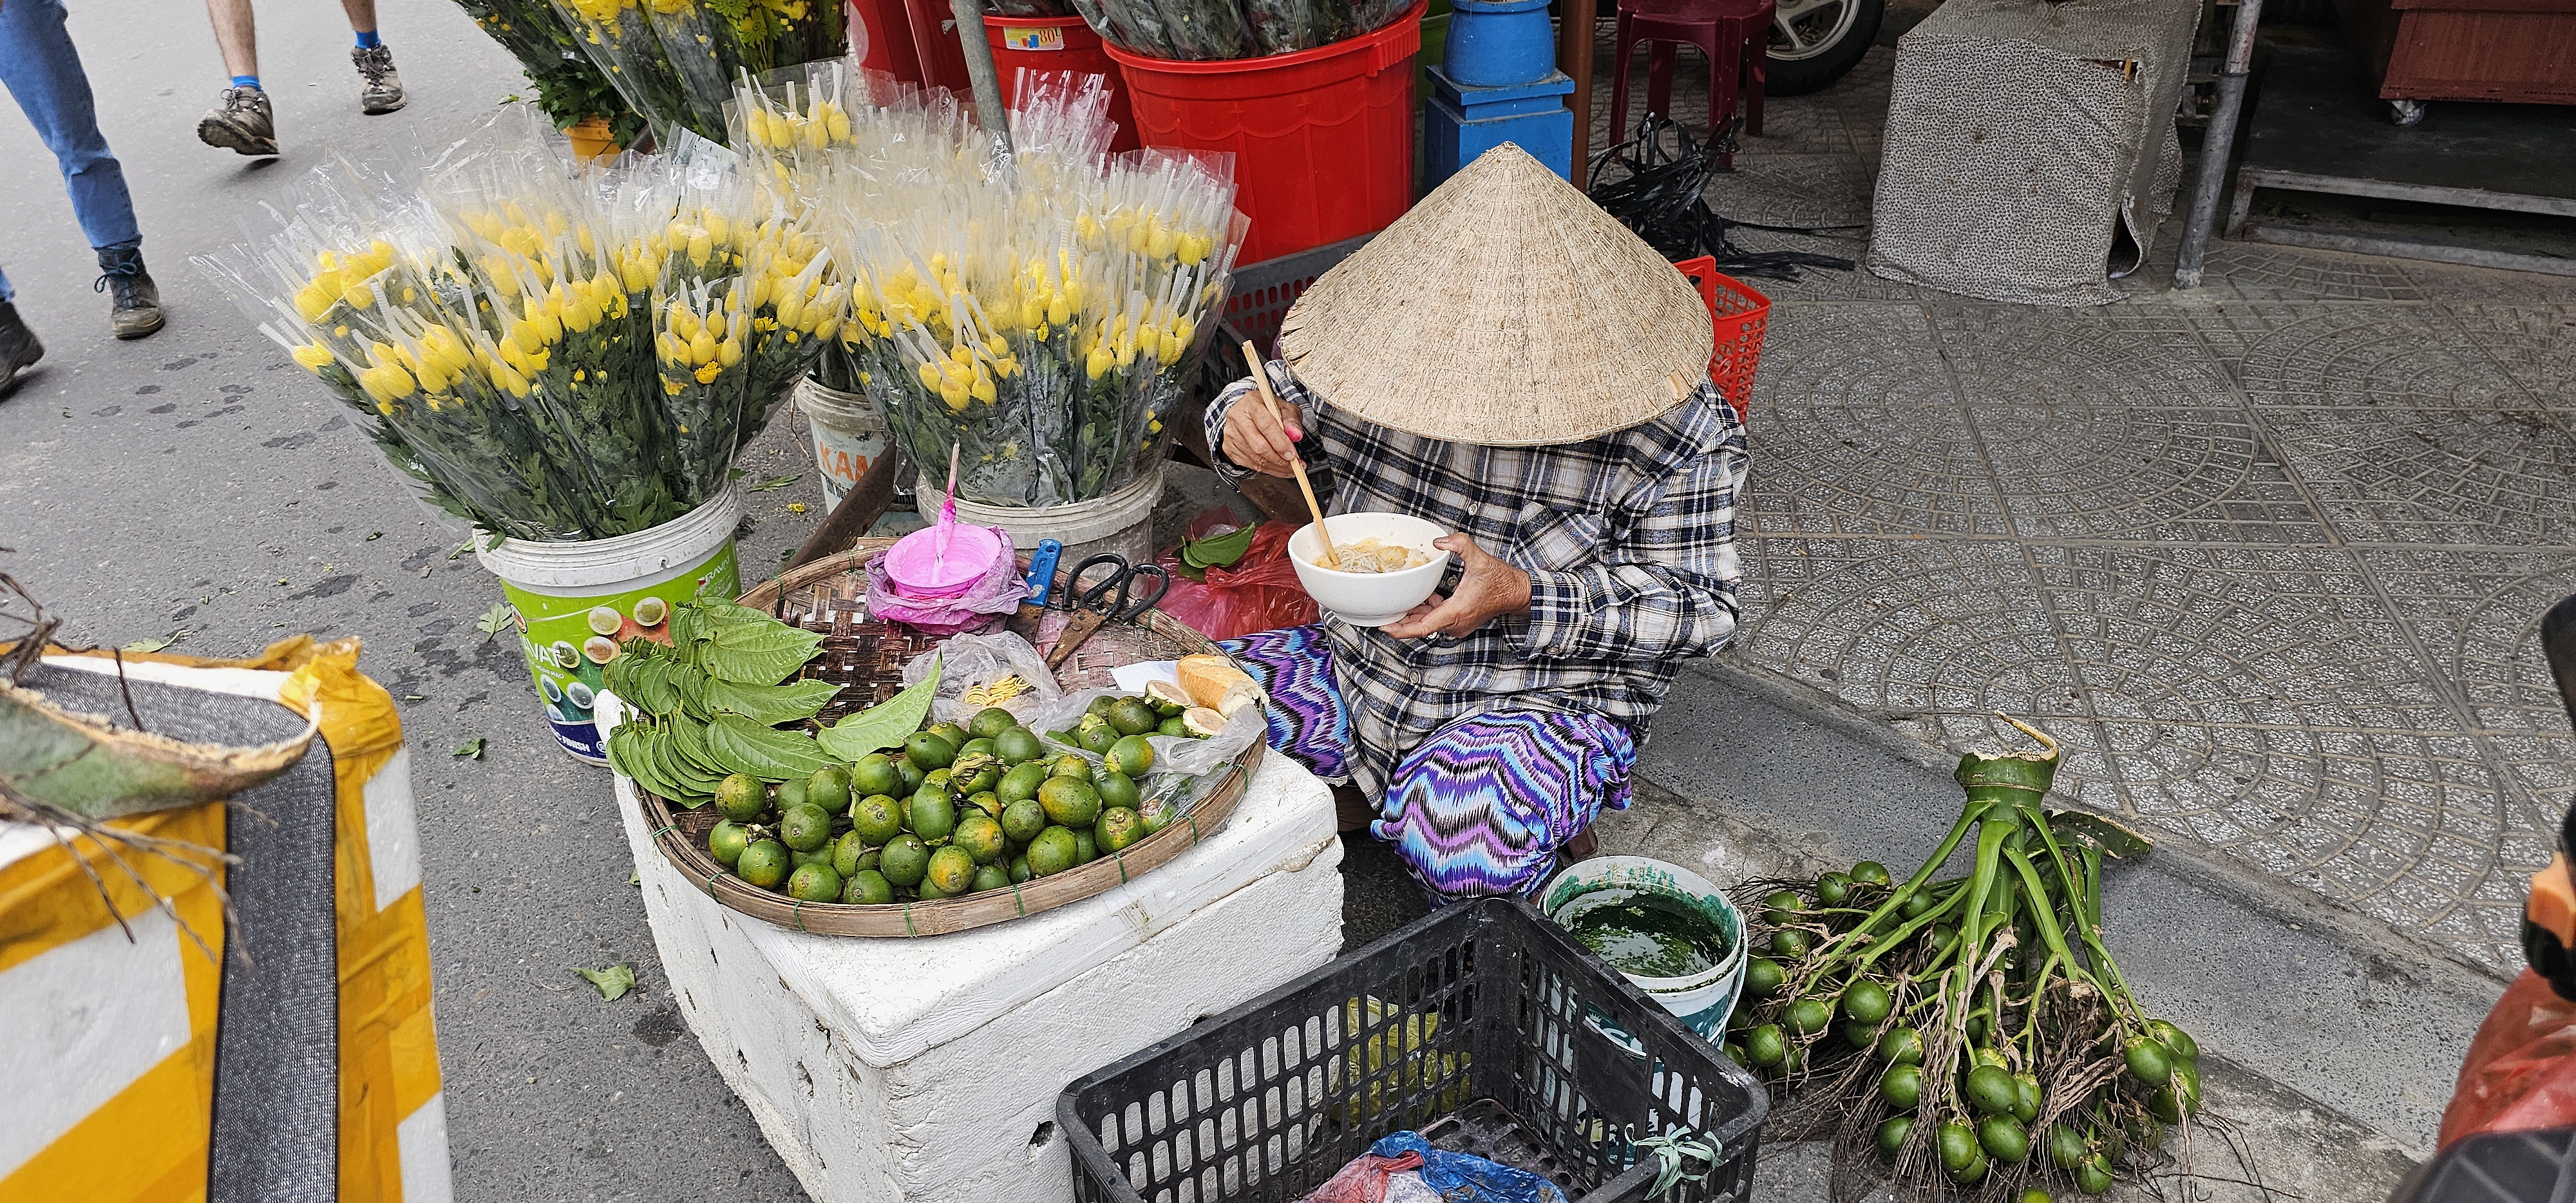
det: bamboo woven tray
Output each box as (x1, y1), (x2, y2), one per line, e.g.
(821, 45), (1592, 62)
(629, 539), (1264, 937)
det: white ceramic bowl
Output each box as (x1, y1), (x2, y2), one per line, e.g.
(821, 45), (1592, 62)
(1288, 513), (1452, 627)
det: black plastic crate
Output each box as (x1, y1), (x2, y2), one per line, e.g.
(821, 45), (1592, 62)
(1058, 898), (1768, 1203)
(1215, 233), (1374, 359)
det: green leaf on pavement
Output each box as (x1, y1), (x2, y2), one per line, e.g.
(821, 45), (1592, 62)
(817, 658), (942, 761)
(744, 474), (802, 493)
(122, 629), (185, 654)
(477, 602), (516, 642)
(574, 963), (636, 1001)
(455, 736), (486, 760)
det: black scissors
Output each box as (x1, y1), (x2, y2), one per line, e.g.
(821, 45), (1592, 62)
(1044, 553), (1171, 669)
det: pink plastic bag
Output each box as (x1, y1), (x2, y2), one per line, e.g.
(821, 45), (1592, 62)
(1155, 510), (1318, 641)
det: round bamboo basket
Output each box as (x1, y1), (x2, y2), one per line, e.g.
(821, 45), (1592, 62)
(629, 538), (1264, 937)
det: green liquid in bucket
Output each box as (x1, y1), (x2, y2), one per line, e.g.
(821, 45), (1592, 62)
(1566, 891), (1730, 978)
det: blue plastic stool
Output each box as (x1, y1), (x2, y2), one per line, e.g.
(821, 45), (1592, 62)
(1442, 0), (1557, 87)
(1422, 64), (1578, 189)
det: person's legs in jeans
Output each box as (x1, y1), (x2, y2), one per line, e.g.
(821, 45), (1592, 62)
(0, 0), (158, 339)
(1372, 710), (1636, 904)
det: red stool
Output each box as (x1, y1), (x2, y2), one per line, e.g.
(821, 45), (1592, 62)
(1609, 0), (1773, 166)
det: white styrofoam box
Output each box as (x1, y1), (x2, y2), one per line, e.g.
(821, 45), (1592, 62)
(600, 693), (1345, 1202)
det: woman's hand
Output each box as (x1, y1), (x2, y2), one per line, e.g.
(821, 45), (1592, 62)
(1220, 384), (1305, 478)
(1382, 533), (1531, 639)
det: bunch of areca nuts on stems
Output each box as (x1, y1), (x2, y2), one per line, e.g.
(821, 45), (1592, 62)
(1724, 715), (2238, 1202)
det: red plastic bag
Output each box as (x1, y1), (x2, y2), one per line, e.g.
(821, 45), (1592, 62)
(1154, 509), (1318, 641)
(2438, 968), (2576, 1150)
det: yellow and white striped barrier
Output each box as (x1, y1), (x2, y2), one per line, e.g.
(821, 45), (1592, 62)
(0, 639), (449, 1202)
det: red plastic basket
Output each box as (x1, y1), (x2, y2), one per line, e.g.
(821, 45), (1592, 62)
(1106, 5), (1425, 263)
(1675, 255), (1768, 419)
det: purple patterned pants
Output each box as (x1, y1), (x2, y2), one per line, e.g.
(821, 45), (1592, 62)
(1218, 625), (1637, 901)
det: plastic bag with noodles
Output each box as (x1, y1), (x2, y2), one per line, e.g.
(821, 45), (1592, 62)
(898, 630), (1063, 725)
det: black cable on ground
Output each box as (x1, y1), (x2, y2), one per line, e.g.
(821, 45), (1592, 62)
(1586, 114), (1861, 282)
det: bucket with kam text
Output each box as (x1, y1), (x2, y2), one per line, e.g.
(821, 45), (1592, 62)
(477, 488), (743, 763)
(797, 376), (894, 513)
(1541, 855), (1747, 1042)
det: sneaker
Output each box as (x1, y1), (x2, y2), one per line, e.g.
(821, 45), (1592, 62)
(353, 45), (405, 115)
(198, 86), (278, 156)
(96, 247), (165, 340)
(0, 301), (42, 393)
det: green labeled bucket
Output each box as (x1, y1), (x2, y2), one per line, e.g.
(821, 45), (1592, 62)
(1542, 856), (1747, 1041)
(476, 489), (743, 764)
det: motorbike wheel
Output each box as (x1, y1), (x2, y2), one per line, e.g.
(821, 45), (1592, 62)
(1765, 0), (1885, 96)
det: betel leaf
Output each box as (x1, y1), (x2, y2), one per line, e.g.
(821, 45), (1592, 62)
(704, 713), (834, 782)
(815, 657), (942, 761)
(667, 711), (728, 780)
(666, 661), (712, 717)
(699, 613), (824, 687)
(703, 677), (841, 726)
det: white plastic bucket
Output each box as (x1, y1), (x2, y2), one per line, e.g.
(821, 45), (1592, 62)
(920, 462), (1164, 567)
(797, 377), (892, 513)
(1541, 856), (1748, 1041)
(476, 489), (744, 764)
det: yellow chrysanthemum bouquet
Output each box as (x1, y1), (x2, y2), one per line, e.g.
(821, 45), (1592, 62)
(198, 114), (835, 541)
(737, 65), (1247, 507)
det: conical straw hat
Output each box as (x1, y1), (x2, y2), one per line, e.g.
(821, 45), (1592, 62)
(1276, 142), (1714, 446)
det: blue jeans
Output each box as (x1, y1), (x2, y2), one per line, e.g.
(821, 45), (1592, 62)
(0, 0), (140, 303)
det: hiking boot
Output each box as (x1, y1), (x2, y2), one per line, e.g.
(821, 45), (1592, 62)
(0, 301), (42, 393)
(96, 247), (165, 340)
(198, 86), (278, 156)
(352, 45), (405, 115)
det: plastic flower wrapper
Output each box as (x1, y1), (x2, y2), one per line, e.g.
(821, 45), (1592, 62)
(552, 0), (711, 138)
(1241, 0), (1356, 53)
(1345, 0), (1416, 36)
(453, 0), (647, 146)
(1145, 0), (1254, 60)
(1070, 0), (1179, 57)
(984, 0), (1070, 17)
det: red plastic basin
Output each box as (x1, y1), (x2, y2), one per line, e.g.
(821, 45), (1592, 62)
(1105, 4), (1425, 263)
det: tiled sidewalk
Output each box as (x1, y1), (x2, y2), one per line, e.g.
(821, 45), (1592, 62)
(1600, 45), (2576, 971)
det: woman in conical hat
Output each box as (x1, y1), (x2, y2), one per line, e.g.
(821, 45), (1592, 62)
(1205, 143), (1750, 903)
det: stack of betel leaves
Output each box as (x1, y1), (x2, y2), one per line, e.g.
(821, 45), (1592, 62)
(1720, 715), (2240, 1203)
(603, 596), (1253, 907)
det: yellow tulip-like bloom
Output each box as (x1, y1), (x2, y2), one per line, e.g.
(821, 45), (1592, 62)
(292, 343), (336, 371)
(969, 375), (996, 403)
(916, 361), (943, 389)
(293, 285), (334, 323)
(716, 338), (742, 367)
(1045, 292), (1073, 325)
(687, 228), (714, 267)
(1177, 232), (1211, 266)
(1148, 226), (1179, 260)
(1085, 347), (1113, 380)
(939, 378), (971, 410)
(689, 330), (718, 365)
(694, 361), (721, 384)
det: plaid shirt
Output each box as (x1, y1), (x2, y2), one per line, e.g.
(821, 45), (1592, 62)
(1206, 361), (1752, 797)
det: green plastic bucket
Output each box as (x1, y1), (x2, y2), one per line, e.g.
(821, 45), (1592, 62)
(1541, 855), (1747, 1041)
(475, 489), (743, 764)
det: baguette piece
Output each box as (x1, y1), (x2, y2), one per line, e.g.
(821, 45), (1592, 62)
(1177, 654), (1263, 717)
